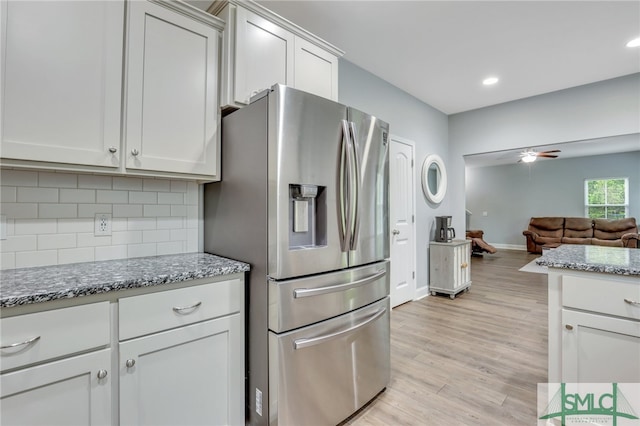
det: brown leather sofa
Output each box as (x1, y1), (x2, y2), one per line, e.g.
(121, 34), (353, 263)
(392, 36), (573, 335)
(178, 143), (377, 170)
(523, 217), (639, 254)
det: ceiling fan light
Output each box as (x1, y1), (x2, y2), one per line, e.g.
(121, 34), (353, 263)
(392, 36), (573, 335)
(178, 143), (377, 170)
(626, 37), (640, 48)
(483, 77), (499, 86)
(522, 153), (537, 163)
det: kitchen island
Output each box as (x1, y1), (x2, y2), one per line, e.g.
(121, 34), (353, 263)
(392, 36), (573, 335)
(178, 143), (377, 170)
(536, 245), (640, 383)
(0, 252), (249, 426)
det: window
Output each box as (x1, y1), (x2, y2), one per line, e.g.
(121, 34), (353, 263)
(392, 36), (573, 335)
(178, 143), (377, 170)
(584, 178), (628, 219)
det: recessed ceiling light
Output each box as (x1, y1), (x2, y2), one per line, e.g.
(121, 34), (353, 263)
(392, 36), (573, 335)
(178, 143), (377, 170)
(483, 77), (499, 86)
(626, 37), (640, 48)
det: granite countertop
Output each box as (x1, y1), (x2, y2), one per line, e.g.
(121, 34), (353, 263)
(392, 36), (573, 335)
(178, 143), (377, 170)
(536, 244), (640, 276)
(0, 253), (250, 308)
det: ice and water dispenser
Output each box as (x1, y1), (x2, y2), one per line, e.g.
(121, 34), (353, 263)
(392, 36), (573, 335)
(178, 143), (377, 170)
(289, 184), (327, 249)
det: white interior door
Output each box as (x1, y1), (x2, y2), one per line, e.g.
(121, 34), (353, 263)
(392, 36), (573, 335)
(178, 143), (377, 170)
(389, 137), (416, 307)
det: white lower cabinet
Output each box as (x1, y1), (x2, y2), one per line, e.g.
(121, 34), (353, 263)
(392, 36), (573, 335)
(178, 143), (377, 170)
(562, 309), (640, 383)
(118, 277), (244, 425)
(1, 349), (112, 426)
(119, 315), (243, 426)
(548, 270), (640, 383)
(0, 276), (244, 425)
(429, 240), (471, 299)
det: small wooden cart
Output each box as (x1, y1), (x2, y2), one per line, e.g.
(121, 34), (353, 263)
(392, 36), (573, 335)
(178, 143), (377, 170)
(429, 240), (472, 299)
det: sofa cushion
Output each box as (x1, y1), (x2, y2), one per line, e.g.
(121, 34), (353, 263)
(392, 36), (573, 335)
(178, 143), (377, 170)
(528, 217), (564, 238)
(563, 217), (594, 238)
(593, 218), (638, 240)
(561, 237), (592, 245)
(591, 238), (624, 247)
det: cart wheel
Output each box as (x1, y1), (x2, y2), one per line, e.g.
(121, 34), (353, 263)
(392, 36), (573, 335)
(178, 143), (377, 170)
(431, 291), (436, 296)
(449, 294), (455, 300)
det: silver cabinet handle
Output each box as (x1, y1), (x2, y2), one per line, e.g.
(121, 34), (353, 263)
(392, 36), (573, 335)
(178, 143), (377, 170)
(131, 148), (139, 156)
(172, 301), (202, 314)
(97, 370), (108, 379)
(565, 324), (574, 330)
(0, 335), (41, 350)
(125, 359), (136, 368)
(392, 229), (400, 235)
(294, 308), (386, 350)
(624, 298), (640, 306)
(108, 147), (117, 154)
(294, 270), (386, 299)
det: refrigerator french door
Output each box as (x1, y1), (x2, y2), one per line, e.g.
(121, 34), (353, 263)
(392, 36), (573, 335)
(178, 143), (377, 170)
(204, 84), (390, 426)
(268, 87), (389, 279)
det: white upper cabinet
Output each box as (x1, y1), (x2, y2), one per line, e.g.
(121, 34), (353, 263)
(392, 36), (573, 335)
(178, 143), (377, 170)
(234, 6), (294, 104)
(215, 0), (343, 109)
(124, 1), (222, 180)
(1, 0), (124, 169)
(294, 37), (339, 101)
(1, 0), (224, 182)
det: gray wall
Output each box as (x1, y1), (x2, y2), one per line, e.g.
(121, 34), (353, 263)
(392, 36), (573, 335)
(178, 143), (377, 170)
(466, 151), (640, 248)
(449, 73), (640, 239)
(339, 59), (449, 295)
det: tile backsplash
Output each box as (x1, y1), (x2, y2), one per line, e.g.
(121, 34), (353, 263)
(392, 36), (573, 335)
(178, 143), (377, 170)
(0, 170), (200, 270)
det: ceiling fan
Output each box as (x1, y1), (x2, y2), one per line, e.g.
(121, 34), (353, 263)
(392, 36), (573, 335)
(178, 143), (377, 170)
(518, 149), (561, 163)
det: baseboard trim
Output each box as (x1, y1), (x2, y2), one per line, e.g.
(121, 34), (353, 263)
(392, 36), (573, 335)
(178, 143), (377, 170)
(414, 286), (430, 300)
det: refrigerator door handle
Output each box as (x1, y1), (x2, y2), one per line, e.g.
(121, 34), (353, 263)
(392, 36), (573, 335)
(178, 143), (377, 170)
(293, 269), (386, 298)
(348, 121), (361, 250)
(293, 307), (387, 350)
(339, 120), (352, 252)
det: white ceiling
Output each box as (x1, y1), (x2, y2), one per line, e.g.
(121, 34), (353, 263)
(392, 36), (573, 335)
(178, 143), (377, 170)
(463, 133), (640, 168)
(187, 0), (640, 164)
(249, 0), (640, 115)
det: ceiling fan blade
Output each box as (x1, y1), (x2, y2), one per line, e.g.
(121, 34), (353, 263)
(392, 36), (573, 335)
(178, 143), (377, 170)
(539, 149), (561, 154)
(537, 154), (558, 158)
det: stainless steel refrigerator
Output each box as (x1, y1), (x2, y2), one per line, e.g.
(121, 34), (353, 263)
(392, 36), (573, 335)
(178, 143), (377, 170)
(204, 84), (390, 426)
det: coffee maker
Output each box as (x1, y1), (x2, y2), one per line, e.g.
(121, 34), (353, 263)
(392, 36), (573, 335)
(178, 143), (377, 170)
(435, 216), (455, 242)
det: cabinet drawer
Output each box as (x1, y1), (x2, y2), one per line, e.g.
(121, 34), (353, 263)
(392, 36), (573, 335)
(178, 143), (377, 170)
(562, 275), (640, 320)
(0, 302), (110, 372)
(119, 279), (242, 340)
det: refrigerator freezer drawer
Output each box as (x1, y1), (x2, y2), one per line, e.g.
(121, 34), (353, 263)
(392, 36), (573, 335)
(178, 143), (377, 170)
(268, 261), (389, 333)
(268, 297), (390, 426)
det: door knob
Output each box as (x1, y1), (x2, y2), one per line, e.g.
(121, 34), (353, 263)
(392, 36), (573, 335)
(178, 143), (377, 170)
(108, 147), (117, 154)
(131, 148), (139, 156)
(125, 359), (136, 368)
(392, 229), (400, 235)
(96, 370), (108, 379)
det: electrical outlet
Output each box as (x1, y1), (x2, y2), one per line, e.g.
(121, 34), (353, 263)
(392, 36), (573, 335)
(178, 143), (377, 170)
(95, 213), (112, 236)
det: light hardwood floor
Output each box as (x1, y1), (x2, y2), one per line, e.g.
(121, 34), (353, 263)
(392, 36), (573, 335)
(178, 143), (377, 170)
(345, 249), (548, 426)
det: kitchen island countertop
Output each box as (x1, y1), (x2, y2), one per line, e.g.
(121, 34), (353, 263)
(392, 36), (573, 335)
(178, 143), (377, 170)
(536, 244), (640, 276)
(0, 253), (250, 308)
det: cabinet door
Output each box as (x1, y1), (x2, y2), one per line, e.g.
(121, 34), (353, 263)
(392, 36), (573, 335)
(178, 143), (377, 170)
(562, 309), (640, 383)
(0, 349), (112, 425)
(1, 1), (123, 168)
(294, 37), (339, 101)
(234, 6), (294, 105)
(125, 1), (220, 178)
(119, 314), (243, 426)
